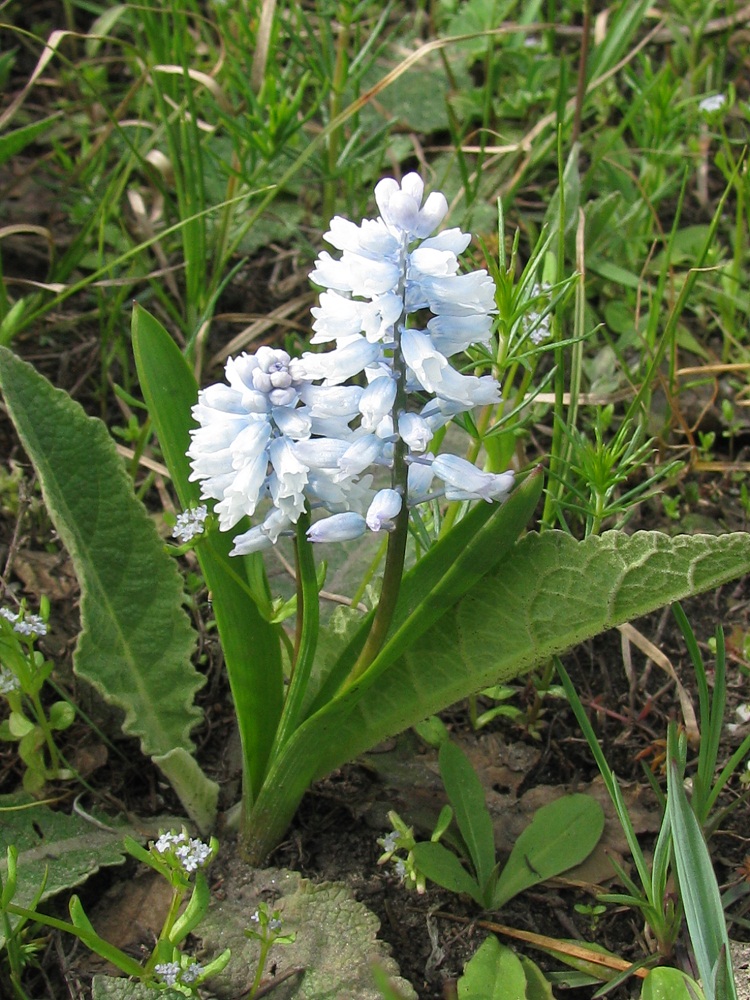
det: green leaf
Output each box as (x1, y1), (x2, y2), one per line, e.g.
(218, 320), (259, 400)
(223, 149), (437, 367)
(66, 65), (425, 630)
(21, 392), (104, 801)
(519, 954), (554, 1000)
(493, 794), (604, 909)
(243, 528), (750, 861)
(0, 794), (130, 947)
(640, 967), (705, 1000)
(457, 937), (528, 1000)
(666, 726), (736, 1000)
(439, 741), (496, 899)
(311, 467), (545, 712)
(0, 347), (203, 763)
(411, 841), (483, 905)
(131, 305), (283, 803)
(48, 701), (75, 731)
(0, 115), (60, 169)
(319, 530), (750, 781)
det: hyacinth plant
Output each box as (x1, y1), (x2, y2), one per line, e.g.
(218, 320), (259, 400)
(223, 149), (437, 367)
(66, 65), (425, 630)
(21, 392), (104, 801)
(180, 173), (524, 854)
(2, 173), (750, 863)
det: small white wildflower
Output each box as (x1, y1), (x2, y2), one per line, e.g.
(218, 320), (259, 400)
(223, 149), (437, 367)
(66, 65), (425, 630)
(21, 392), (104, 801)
(154, 961), (181, 986)
(181, 962), (204, 983)
(393, 858), (407, 880)
(381, 831), (398, 853)
(0, 666), (20, 695)
(699, 93), (726, 114)
(0, 608), (19, 624)
(175, 836), (212, 873)
(268, 916), (283, 932)
(172, 504), (208, 543)
(523, 282), (553, 345)
(154, 830), (187, 853)
(736, 703), (750, 724)
(13, 614), (47, 638)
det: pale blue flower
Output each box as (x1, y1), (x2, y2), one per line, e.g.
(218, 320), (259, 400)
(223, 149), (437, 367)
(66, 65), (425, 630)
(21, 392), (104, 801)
(188, 171), (513, 552)
(398, 412), (432, 452)
(359, 376), (397, 431)
(366, 489), (402, 531)
(181, 963), (203, 984)
(155, 962), (181, 986)
(431, 454), (514, 502)
(307, 512), (367, 543)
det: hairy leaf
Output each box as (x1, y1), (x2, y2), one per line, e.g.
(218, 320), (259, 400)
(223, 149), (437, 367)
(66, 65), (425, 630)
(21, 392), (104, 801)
(0, 347), (203, 759)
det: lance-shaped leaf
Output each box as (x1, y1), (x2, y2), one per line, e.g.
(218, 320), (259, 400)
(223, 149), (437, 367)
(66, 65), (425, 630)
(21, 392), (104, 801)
(0, 347), (203, 760)
(131, 305), (283, 802)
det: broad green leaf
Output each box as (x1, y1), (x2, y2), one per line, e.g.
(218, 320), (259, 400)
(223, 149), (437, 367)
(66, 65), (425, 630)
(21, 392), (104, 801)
(519, 954), (555, 1000)
(411, 841), (483, 905)
(641, 967), (705, 1000)
(0, 347), (203, 762)
(457, 937), (527, 1000)
(243, 528), (750, 862)
(439, 741), (496, 897)
(320, 529), (750, 780)
(0, 794), (129, 912)
(131, 305), (283, 803)
(493, 795), (604, 909)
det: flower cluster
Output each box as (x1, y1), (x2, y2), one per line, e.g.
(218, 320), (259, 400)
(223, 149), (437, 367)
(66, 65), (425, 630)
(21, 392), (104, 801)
(155, 959), (203, 986)
(172, 504), (208, 543)
(188, 173), (513, 554)
(0, 606), (47, 638)
(153, 830), (213, 874)
(0, 665), (20, 695)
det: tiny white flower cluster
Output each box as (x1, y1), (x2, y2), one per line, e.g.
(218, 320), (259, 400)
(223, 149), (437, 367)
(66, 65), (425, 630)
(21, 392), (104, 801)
(155, 960), (203, 986)
(0, 606), (47, 638)
(699, 93), (726, 114)
(250, 908), (283, 932)
(172, 504), (208, 543)
(188, 174), (513, 553)
(0, 665), (20, 695)
(523, 282), (553, 345)
(153, 830), (212, 874)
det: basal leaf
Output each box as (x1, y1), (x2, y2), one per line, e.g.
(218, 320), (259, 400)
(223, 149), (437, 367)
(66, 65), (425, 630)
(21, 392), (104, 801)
(410, 841), (483, 905)
(457, 937), (528, 1000)
(439, 741), (496, 897)
(0, 347), (202, 759)
(131, 305), (283, 802)
(492, 794), (604, 909)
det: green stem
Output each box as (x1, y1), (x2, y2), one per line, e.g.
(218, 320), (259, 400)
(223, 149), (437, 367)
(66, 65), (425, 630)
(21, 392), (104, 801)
(271, 511), (319, 751)
(3, 903), (145, 979)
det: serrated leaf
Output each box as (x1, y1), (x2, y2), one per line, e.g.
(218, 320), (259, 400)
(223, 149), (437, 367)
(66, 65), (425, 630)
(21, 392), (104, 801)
(320, 530), (750, 776)
(0, 794), (130, 914)
(493, 794), (604, 909)
(0, 348), (204, 762)
(243, 528), (750, 861)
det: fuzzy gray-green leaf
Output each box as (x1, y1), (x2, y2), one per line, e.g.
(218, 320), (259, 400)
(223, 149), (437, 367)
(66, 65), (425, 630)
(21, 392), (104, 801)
(0, 347), (202, 758)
